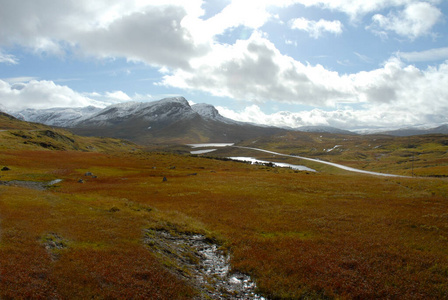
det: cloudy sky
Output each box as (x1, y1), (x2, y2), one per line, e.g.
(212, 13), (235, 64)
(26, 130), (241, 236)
(1, 0), (447, 130)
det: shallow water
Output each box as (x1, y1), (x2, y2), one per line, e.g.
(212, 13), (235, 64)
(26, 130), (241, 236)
(187, 143), (234, 148)
(229, 156), (316, 172)
(0, 179), (63, 190)
(144, 229), (266, 299)
(190, 149), (217, 155)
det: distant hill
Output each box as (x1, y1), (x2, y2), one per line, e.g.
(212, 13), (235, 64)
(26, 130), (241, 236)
(379, 124), (448, 136)
(0, 111), (42, 130)
(297, 125), (356, 135)
(0, 111), (138, 152)
(70, 97), (288, 144)
(14, 106), (102, 127)
(12, 97), (408, 144)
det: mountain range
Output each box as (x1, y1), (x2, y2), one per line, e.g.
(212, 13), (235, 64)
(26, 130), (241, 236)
(13, 97), (286, 144)
(7, 97), (448, 144)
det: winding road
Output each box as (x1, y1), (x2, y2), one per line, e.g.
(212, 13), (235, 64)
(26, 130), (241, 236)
(233, 146), (410, 178)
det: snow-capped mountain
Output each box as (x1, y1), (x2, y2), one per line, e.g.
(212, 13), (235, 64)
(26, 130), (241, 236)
(378, 124), (448, 136)
(79, 97), (197, 128)
(13, 106), (102, 127)
(297, 126), (356, 135)
(191, 103), (238, 124)
(70, 97), (287, 144)
(10, 96), (366, 144)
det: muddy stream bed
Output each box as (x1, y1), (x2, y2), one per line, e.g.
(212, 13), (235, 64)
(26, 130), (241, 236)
(0, 179), (63, 190)
(144, 229), (266, 299)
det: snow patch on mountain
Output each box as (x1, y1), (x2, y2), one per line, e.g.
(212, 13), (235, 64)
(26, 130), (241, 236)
(79, 97), (197, 127)
(192, 103), (238, 124)
(13, 106), (102, 127)
(297, 126), (356, 135)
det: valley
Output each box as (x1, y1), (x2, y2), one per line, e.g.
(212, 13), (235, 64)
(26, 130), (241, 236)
(1, 111), (448, 299)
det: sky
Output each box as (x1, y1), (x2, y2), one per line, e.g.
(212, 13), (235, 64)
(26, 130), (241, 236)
(0, 0), (448, 131)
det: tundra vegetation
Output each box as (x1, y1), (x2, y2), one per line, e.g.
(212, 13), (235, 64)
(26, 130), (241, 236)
(0, 114), (447, 299)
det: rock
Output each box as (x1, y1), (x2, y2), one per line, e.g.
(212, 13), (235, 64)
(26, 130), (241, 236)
(85, 172), (93, 176)
(78, 179), (84, 183)
(109, 206), (120, 212)
(41, 232), (68, 261)
(1, 166), (10, 171)
(163, 176), (167, 182)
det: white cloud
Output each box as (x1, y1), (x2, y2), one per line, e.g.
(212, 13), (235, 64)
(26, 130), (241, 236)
(291, 0), (443, 20)
(2, 77), (39, 84)
(291, 18), (343, 38)
(350, 58), (448, 108)
(0, 0), (208, 68)
(0, 0), (447, 130)
(398, 47), (448, 62)
(354, 52), (373, 63)
(369, 2), (442, 39)
(0, 0), (443, 67)
(105, 91), (132, 102)
(217, 100), (448, 130)
(160, 31), (352, 106)
(77, 6), (208, 69)
(0, 79), (154, 111)
(0, 79), (104, 110)
(160, 32), (448, 128)
(0, 50), (18, 64)
(285, 39), (297, 46)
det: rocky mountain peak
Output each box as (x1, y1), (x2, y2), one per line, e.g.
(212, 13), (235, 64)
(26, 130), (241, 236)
(158, 96), (190, 107)
(191, 103), (220, 119)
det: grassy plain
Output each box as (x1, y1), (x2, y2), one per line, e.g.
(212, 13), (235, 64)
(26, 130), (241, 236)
(234, 131), (448, 177)
(1, 115), (448, 298)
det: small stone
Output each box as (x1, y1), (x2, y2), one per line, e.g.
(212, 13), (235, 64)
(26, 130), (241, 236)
(109, 206), (120, 212)
(78, 179), (84, 183)
(1, 166), (10, 171)
(163, 176), (167, 182)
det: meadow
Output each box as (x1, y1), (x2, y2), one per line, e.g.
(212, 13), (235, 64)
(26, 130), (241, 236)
(0, 146), (447, 299)
(1, 116), (448, 298)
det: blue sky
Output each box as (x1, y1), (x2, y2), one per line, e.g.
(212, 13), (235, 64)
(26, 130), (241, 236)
(1, 0), (448, 130)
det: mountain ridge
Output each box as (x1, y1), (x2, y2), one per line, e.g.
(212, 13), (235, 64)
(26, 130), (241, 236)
(69, 97), (288, 144)
(377, 124), (448, 136)
(10, 97), (447, 144)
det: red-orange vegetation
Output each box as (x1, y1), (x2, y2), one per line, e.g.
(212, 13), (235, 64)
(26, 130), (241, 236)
(0, 149), (447, 299)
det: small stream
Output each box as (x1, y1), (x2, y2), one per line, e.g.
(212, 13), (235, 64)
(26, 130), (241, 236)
(144, 229), (266, 300)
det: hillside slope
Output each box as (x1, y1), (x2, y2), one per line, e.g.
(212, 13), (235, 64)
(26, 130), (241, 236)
(0, 112), (138, 153)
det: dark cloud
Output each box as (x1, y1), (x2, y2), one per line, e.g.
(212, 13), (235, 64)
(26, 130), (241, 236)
(0, 1), (207, 68)
(77, 6), (208, 69)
